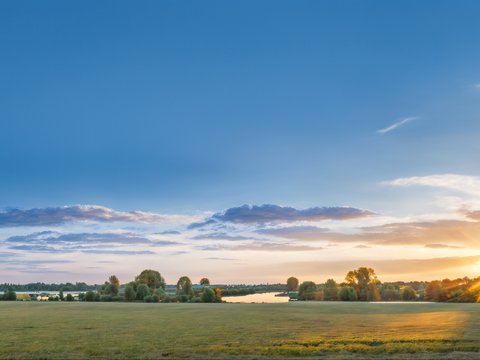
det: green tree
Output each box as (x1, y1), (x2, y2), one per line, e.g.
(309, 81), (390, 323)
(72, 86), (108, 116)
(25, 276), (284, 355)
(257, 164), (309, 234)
(201, 287), (216, 303)
(85, 291), (95, 302)
(323, 279), (339, 301)
(2, 289), (16, 301)
(286, 277), (299, 292)
(66, 293), (74, 301)
(345, 267), (380, 301)
(135, 269), (166, 290)
(136, 283), (151, 301)
(59, 290), (64, 301)
(105, 283), (119, 296)
(176, 276), (194, 299)
(124, 285), (136, 302)
(339, 286), (357, 301)
(401, 286), (417, 301)
(298, 281), (317, 300)
(200, 278), (210, 286)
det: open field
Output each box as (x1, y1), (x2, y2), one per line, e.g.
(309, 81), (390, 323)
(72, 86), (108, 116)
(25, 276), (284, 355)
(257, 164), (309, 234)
(0, 302), (479, 359)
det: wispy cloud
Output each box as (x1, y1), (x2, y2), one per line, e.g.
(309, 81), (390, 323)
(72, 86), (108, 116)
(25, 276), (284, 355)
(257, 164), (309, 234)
(191, 232), (253, 241)
(424, 243), (463, 249)
(383, 173), (480, 195)
(3, 231), (179, 254)
(255, 218), (480, 248)
(377, 116), (418, 134)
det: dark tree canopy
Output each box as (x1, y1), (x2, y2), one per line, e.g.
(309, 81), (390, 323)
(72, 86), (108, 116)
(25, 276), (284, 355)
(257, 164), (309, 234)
(201, 287), (215, 302)
(200, 278), (210, 286)
(124, 285), (136, 302)
(323, 279), (339, 301)
(135, 269), (166, 290)
(339, 286), (358, 301)
(286, 277), (299, 292)
(298, 281), (317, 300)
(401, 286), (417, 301)
(176, 276), (194, 298)
(136, 283), (151, 301)
(109, 275), (120, 289)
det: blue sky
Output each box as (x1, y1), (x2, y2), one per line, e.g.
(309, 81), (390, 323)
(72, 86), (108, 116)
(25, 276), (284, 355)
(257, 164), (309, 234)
(1, 1), (480, 283)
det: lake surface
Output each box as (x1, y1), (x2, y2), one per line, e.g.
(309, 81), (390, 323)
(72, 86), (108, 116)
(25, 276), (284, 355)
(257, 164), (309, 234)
(224, 292), (289, 303)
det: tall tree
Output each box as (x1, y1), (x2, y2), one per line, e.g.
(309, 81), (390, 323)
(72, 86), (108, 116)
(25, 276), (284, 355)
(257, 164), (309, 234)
(401, 286), (417, 301)
(200, 278), (210, 286)
(286, 277), (299, 292)
(135, 269), (166, 290)
(339, 286), (357, 301)
(136, 284), (150, 301)
(298, 281), (317, 300)
(176, 276), (194, 299)
(109, 275), (120, 289)
(345, 267), (380, 301)
(425, 281), (447, 302)
(124, 285), (136, 302)
(323, 279), (339, 301)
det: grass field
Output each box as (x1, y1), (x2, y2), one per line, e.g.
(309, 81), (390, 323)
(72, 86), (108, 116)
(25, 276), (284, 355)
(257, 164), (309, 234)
(0, 302), (479, 359)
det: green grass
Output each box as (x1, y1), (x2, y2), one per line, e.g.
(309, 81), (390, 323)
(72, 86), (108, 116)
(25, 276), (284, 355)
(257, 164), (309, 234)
(0, 302), (479, 359)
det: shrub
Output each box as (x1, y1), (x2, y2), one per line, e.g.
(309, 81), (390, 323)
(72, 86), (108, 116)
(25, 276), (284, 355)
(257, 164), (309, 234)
(314, 290), (324, 301)
(85, 291), (95, 302)
(66, 294), (74, 301)
(2, 290), (16, 301)
(144, 295), (154, 303)
(201, 287), (216, 303)
(339, 286), (357, 301)
(163, 296), (177, 303)
(298, 281), (317, 300)
(111, 295), (123, 302)
(154, 289), (166, 301)
(213, 288), (222, 302)
(78, 293), (86, 301)
(136, 284), (150, 301)
(94, 293), (101, 302)
(179, 294), (189, 303)
(100, 295), (112, 302)
(124, 286), (136, 302)
(401, 286), (417, 301)
(381, 284), (400, 301)
(323, 279), (339, 301)
(152, 294), (160, 303)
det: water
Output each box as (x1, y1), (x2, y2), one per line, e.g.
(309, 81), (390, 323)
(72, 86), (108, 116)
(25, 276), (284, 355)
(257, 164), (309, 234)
(224, 292), (289, 303)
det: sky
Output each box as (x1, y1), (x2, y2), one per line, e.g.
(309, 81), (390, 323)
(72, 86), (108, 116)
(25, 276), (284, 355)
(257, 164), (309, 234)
(1, 1), (480, 284)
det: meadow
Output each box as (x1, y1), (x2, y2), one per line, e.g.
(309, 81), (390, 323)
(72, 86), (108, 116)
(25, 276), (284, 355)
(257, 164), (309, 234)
(0, 302), (479, 359)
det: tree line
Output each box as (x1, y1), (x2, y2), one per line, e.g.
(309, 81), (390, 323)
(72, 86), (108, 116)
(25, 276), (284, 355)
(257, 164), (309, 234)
(2, 268), (479, 303)
(0, 282), (95, 292)
(286, 267), (480, 303)
(44, 270), (221, 303)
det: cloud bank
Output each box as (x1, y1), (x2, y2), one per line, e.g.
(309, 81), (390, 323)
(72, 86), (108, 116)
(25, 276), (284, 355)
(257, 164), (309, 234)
(190, 204), (374, 227)
(0, 205), (192, 227)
